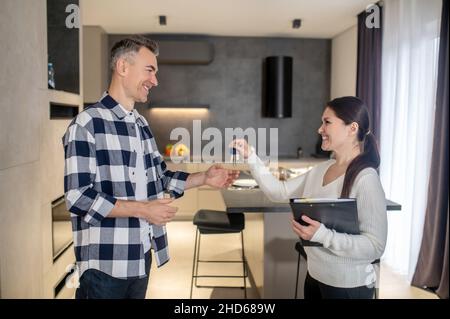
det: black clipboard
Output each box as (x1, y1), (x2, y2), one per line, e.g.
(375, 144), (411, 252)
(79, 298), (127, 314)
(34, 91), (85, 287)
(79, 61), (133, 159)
(289, 198), (360, 246)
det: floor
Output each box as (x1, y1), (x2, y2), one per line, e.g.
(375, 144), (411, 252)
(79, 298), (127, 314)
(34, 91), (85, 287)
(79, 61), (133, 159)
(146, 221), (438, 299)
(146, 220), (258, 299)
(379, 264), (438, 299)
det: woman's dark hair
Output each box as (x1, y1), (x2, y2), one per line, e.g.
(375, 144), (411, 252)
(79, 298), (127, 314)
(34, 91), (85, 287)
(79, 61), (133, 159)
(326, 96), (380, 198)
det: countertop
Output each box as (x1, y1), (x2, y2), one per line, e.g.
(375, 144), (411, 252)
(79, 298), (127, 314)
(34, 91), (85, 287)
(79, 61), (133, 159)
(221, 188), (402, 213)
(163, 155), (328, 164)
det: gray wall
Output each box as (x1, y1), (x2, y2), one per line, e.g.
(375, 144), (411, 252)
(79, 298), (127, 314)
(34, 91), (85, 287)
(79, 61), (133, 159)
(109, 34), (331, 158)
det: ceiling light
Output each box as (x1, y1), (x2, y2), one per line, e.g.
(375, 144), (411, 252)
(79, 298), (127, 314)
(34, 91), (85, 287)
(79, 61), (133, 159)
(292, 19), (301, 29)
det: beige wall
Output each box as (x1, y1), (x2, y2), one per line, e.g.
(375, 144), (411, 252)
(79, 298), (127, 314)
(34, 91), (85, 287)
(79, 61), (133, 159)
(83, 26), (108, 103)
(330, 25), (357, 99)
(0, 0), (81, 298)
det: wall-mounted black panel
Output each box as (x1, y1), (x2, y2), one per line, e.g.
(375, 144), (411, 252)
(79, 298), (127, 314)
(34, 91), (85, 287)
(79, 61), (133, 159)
(263, 56), (292, 118)
(47, 0), (80, 94)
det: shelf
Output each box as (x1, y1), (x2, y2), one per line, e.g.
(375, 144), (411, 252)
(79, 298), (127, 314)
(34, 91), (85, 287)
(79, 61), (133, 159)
(48, 89), (82, 106)
(53, 262), (76, 298)
(50, 102), (79, 120)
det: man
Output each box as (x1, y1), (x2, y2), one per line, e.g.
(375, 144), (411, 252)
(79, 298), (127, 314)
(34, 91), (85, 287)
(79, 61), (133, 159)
(63, 36), (239, 299)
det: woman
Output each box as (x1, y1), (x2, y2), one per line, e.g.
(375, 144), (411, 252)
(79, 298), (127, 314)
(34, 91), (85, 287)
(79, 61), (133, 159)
(232, 96), (387, 299)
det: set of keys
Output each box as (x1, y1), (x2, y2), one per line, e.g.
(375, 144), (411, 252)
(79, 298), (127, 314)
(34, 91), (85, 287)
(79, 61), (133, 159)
(230, 147), (239, 165)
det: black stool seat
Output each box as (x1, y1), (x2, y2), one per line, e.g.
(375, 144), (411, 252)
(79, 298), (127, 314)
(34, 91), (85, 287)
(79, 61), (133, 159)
(193, 210), (245, 234)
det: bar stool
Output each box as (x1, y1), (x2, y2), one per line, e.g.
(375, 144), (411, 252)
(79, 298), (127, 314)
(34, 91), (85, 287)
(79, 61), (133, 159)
(294, 241), (380, 299)
(372, 259), (380, 299)
(294, 241), (307, 299)
(190, 209), (248, 299)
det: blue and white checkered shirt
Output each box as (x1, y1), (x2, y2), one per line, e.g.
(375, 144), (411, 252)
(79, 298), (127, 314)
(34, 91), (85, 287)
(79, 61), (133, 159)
(62, 93), (189, 279)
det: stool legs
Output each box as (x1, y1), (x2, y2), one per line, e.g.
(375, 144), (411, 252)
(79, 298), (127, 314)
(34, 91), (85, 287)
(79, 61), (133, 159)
(190, 229), (247, 299)
(241, 231), (247, 299)
(189, 229), (199, 299)
(195, 232), (202, 288)
(373, 260), (380, 299)
(294, 248), (301, 299)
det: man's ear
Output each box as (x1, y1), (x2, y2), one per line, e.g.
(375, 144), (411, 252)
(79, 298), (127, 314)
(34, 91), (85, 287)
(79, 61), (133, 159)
(115, 57), (128, 76)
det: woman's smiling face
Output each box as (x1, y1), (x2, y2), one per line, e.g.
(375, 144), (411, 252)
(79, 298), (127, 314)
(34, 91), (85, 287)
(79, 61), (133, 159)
(317, 107), (355, 152)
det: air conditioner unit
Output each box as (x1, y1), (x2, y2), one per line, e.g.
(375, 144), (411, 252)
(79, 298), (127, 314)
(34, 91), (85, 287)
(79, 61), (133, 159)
(157, 41), (214, 65)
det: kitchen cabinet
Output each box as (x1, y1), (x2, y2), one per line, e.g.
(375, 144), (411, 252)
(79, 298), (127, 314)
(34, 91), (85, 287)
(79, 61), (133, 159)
(42, 0), (83, 298)
(166, 162), (199, 220)
(194, 160), (247, 212)
(197, 186), (226, 211)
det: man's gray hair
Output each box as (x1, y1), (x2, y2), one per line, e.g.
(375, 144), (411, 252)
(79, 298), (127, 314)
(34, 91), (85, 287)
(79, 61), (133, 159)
(110, 36), (159, 71)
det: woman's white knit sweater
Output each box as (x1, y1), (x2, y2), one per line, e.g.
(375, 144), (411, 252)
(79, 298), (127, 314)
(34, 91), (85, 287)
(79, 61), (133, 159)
(248, 152), (388, 288)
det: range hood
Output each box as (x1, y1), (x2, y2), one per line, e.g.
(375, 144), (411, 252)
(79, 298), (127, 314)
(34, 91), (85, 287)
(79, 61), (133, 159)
(262, 56), (293, 118)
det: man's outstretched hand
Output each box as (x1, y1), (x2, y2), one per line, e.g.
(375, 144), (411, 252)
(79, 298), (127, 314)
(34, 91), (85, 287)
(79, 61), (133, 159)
(204, 164), (240, 188)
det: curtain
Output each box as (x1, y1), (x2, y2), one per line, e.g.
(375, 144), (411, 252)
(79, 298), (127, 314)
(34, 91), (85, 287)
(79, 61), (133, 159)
(411, 0), (449, 299)
(357, 3), (383, 144)
(379, 0), (441, 281)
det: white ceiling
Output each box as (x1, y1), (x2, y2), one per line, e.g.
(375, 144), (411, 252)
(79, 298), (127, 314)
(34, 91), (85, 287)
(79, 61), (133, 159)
(82, 0), (376, 38)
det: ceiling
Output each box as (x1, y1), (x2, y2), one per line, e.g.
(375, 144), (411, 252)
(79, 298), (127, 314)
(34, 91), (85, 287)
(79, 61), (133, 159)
(82, 0), (376, 38)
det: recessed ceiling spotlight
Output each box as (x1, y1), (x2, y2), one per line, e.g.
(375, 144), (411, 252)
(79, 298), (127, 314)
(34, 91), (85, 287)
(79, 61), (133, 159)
(159, 15), (167, 26)
(292, 19), (301, 29)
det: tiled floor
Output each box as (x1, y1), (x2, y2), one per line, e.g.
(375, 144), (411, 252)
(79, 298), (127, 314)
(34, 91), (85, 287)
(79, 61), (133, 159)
(146, 221), (438, 299)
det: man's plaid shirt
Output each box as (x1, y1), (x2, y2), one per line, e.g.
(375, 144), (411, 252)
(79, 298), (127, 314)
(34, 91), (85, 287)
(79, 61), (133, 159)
(63, 93), (189, 279)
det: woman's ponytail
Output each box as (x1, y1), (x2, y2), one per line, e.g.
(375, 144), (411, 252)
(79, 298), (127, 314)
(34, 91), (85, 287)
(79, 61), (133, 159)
(340, 131), (380, 198)
(326, 97), (381, 198)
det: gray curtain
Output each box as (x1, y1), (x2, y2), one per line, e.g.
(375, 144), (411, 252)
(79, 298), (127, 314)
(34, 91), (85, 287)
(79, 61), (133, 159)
(411, 0), (449, 299)
(356, 3), (383, 144)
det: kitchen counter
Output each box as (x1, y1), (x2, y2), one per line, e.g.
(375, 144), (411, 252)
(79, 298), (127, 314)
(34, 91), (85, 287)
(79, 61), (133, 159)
(166, 158), (328, 220)
(163, 155), (326, 165)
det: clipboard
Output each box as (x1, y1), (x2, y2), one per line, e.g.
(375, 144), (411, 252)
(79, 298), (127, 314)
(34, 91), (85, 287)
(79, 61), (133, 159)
(289, 198), (360, 246)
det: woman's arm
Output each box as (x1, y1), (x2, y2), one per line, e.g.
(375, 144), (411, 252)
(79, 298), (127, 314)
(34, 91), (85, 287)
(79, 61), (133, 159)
(232, 139), (308, 202)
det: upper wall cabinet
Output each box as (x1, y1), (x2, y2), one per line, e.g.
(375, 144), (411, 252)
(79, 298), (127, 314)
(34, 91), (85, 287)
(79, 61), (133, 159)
(47, 0), (80, 94)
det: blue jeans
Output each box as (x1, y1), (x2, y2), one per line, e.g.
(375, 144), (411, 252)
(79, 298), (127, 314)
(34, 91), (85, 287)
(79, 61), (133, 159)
(75, 251), (152, 299)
